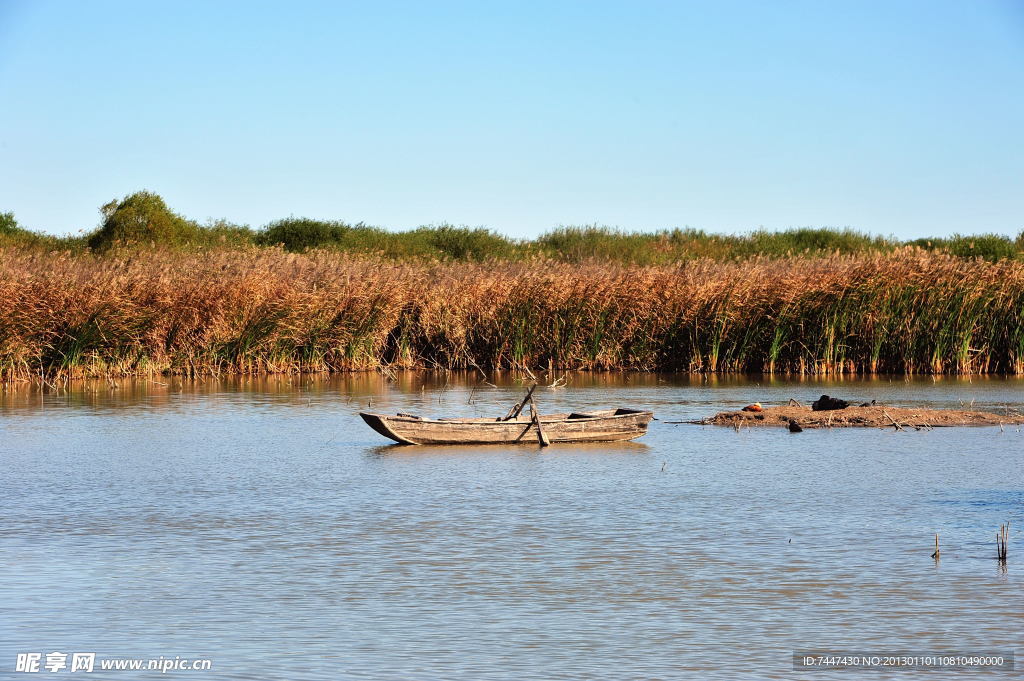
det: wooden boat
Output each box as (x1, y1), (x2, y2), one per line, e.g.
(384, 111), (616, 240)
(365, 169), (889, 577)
(360, 408), (654, 445)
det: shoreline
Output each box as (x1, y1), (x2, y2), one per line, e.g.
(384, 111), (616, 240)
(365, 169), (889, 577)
(8, 367), (1024, 388)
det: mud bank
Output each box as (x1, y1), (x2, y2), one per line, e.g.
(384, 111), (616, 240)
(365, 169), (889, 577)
(702, 405), (1024, 428)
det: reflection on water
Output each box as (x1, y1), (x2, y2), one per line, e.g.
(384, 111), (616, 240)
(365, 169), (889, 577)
(1, 373), (1022, 680)
(368, 440), (651, 459)
(2, 370), (1023, 427)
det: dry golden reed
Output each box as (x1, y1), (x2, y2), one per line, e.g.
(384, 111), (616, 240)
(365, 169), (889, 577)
(1, 246), (1023, 380)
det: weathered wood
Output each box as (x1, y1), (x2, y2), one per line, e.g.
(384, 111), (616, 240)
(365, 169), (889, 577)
(529, 396), (550, 447)
(501, 384), (538, 421)
(360, 408), (653, 445)
(882, 410), (905, 431)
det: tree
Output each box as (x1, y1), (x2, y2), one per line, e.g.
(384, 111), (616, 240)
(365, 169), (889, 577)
(88, 191), (199, 249)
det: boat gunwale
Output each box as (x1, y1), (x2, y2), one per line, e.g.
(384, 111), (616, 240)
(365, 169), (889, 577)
(361, 409), (653, 427)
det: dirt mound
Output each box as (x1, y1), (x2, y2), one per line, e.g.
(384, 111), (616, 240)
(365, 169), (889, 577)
(703, 404), (1024, 429)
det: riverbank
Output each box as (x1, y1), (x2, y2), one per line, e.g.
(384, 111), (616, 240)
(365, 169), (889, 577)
(702, 404), (1024, 428)
(2, 247), (1023, 381)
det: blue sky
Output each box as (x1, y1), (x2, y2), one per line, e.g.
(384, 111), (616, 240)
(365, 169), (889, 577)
(1, 0), (1022, 238)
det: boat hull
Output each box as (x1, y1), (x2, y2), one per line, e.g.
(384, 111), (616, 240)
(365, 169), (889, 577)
(359, 409), (653, 445)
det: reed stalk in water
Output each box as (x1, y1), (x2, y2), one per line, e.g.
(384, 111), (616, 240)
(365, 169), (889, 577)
(997, 522), (1009, 562)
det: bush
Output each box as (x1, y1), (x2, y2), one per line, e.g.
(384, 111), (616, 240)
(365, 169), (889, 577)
(84, 192), (255, 251)
(536, 226), (664, 264)
(742, 228), (893, 258)
(256, 218), (400, 253)
(0, 212), (76, 249)
(944, 234), (1017, 261)
(0, 211), (20, 236)
(257, 219), (516, 260)
(200, 219), (256, 248)
(257, 218), (351, 251)
(5, 190), (1021, 263)
(406, 225), (517, 261)
(534, 226), (895, 264)
(87, 191), (206, 250)
(910, 233), (1018, 262)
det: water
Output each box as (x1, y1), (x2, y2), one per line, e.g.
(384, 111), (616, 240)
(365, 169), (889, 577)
(1, 374), (1022, 680)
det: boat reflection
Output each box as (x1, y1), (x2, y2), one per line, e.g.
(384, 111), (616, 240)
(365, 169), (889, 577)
(367, 440), (650, 458)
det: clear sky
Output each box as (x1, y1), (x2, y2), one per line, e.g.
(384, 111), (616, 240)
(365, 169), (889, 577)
(1, 0), (1022, 238)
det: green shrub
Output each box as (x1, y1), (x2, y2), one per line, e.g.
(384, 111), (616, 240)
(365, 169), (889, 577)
(741, 228), (892, 257)
(536, 226), (664, 264)
(85, 192), (255, 251)
(0, 211), (40, 245)
(0, 211), (20, 236)
(257, 218), (353, 251)
(0, 211), (76, 249)
(87, 191), (203, 249)
(406, 225), (517, 261)
(202, 219), (256, 248)
(534, 225), (895, 264)
(257, 219), (516, 260)
(4, 192), (1021, 263)
(944, 234), (1017, 261)
(910, 233), (1018, 261)
(256, 218), (401, 253)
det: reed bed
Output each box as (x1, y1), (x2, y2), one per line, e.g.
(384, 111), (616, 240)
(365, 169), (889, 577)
(2, 246), (1023, 381)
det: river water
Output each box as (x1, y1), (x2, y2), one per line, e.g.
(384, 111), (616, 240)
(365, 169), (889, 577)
(1, 373), (1022, 680)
